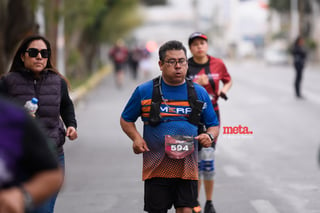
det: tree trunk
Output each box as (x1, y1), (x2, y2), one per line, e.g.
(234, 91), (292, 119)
(308, 0), (320, 61)
(0, 0), (8, 76)
(0, 0), (37, 75)
(44, 0), (59, 67)
(298, 0), (305, 35)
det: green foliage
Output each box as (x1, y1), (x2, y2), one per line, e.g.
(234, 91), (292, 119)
(269, 0), (290, 12)
(141, 0), (167, 6)
(269, 0), (312, 13)
(63, 0), (142, 43)
(271, 31), (288, 40)
(63, 0), (107, 35)
(67, 48), (81, 66)
(306, 38), (317, 51)
(29, 0), (38, 12)
(100, 0), (143, 42)
(58, 0), (143, 80)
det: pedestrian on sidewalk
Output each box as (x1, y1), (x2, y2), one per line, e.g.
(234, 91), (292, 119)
(291, 35), (307, 99)
(139, 47), (153, 80)
(128, 44), (144, 80)
(0, 34), (78, 213)
(120, 40), (220, 213)
(187, 32), (232, 213)
(109, 39), (129, 88)
(0, 95), (64, 213)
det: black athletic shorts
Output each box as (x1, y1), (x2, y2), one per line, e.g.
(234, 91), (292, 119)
(144, 177), (198, 212)
(114, 63), (125, 72)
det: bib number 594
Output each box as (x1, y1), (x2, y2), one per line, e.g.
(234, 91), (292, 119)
(171, 144), (189, 152)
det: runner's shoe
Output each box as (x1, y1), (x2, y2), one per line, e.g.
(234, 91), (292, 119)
(204, 200), (216, 213)
(192, 200), (201, 213)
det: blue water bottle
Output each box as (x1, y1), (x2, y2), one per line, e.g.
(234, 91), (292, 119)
(24, 97), (38, 117)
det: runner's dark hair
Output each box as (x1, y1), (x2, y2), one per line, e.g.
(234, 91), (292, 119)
(158, 40), (187, 62)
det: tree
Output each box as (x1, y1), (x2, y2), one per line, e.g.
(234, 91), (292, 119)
(269, 0), (290, 12)
(57, 0), (143, 81)
(269, 0), (315, 36)
(141, 0), (167, 6)
(0, 0), (143, 82)
(269, 0), (320, 60)
(0, 0), (38, 76)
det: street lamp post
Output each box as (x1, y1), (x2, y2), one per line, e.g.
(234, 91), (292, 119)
(290, 0), (299, 41)
(56, 0), (65, 76)
(36, 0), (45, 35)
(192, 0), (199, 29)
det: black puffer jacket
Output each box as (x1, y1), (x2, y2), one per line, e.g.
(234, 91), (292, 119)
(0, 69), (77, 154)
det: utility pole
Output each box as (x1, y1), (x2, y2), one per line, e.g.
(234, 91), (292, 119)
(36, 0), (45, 35)
(36, 0), (64, 74)
(56, 0), (65, 75)
(290, 0), (299, 41)
(192, 0), (199, 30)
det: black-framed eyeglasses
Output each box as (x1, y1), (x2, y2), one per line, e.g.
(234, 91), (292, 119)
(164, 58), (187, 66)
(25, 48), (50, 58)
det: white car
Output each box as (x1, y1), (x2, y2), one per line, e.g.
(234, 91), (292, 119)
(264, 40), (290, 65)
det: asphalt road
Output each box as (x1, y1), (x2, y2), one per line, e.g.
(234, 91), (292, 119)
(214, 60), (320, 213)
(54, 60), (320, 213)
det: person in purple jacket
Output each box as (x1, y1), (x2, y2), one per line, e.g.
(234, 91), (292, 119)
(0, 95), (63, 213)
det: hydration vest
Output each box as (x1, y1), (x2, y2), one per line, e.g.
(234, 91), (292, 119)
(148, 76), (204, 126)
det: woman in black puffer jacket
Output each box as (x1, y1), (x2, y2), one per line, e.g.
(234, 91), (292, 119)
(0, 34), (78, 213)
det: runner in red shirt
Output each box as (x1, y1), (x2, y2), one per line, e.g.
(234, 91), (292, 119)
(109, 39), (129, 88)
(187, 32), (232, 213)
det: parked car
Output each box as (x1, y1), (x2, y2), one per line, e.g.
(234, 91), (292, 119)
(264, 40), (290, 65)
(237, 41), (257, 58)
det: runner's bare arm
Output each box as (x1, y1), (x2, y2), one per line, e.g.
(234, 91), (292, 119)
(219, 79), (232, 96)
(195, 126), (220, 148)
(206, 126), (219, 140)
(120, 117), (150, 154)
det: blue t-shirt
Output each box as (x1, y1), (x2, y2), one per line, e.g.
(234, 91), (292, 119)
(121, 77), (219, 180)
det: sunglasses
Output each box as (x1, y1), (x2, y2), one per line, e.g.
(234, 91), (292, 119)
(25, 48), (50, 58)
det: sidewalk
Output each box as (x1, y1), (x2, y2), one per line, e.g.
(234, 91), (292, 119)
(70, 65), (112, 104)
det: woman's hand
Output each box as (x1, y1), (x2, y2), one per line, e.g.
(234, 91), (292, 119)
(66, 126), (77, 140)
(0, 188), (24, 213)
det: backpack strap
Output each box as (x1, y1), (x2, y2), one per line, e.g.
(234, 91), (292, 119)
(186, 78), (204, 125)
(148, 76), (204, 126)
(148, 76), (162, 126)
(204, 57), (216, 91)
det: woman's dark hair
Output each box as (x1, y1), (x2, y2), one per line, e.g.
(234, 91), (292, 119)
(9, 35), (54, 72)
(158, 40), (187, 62)
(9, 34), (70, 87)
(294, 35), (303, 47)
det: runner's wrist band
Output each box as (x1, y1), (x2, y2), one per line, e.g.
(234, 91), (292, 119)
(205, 132), (214, 142)
(19, 185), (34, 211)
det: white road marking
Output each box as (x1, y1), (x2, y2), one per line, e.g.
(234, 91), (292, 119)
(251, 199), (279, 213)
(305, 90), (320, 105)
(223, 165), (243, 177)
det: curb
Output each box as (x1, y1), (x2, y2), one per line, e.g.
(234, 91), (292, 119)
(70, 65), (112, 104)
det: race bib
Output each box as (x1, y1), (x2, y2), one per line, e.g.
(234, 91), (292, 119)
(165, 135), (195, 159)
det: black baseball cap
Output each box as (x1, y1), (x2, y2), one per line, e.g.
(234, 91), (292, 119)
(188, 32), (208, 46)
